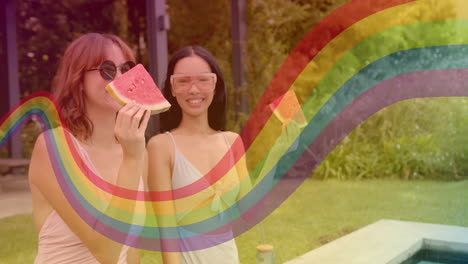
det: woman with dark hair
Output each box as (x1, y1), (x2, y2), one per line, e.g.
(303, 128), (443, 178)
(147, 46), (250, 264)
(159, 46), (227, 132)
(29, 33), (148, 264)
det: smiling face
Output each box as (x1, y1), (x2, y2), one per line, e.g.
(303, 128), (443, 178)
(83, 44), (127, 113)
(171, 55), (216, 118)
(52, 33), (136, 140)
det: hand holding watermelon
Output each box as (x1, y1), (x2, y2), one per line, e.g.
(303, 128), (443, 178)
(105, 64), (171, 115)
(114, 102), (150, 160)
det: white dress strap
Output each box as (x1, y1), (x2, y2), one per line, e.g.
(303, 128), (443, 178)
(165, 131), (177, 149)
(220, 131), (231, 148)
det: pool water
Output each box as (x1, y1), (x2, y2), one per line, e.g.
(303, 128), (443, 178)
(400, 248), (468, 264)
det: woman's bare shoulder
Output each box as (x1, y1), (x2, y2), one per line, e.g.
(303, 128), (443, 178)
(147, 133), (174, 185)
(28, 129), (64, 188)
(147, 133), (173, 155)
(30, 128), (62, 160)
(223, 131), (242, 143)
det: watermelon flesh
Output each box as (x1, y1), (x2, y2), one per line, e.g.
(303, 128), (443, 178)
(105, 64), (171, 115)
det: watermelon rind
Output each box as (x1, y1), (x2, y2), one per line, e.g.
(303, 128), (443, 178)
(104, 64), (171, 115)
(105, 82), (127, 105)
(106, 82), (171, 115)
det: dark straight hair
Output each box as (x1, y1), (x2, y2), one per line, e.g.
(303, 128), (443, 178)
(159, 46), (227, 132)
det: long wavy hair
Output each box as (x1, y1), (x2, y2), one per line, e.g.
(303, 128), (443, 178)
(160, 46), (227, 132)
(51, 33), (135, 140)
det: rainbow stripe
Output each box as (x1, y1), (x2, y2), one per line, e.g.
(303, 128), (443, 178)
(1, 0), (467, 252)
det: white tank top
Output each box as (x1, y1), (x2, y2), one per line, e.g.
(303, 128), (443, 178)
(34, 130), (143, 264)
(165, 131), (240, 264)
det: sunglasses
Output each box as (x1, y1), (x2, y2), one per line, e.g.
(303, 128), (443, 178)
(170, 73), (217, 93)
(87, 60), (136, 81)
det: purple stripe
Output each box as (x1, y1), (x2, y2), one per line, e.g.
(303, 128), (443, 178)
(230, 68), (468, 237)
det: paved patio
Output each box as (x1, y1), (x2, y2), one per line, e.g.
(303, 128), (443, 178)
(0, 174), (32, 219)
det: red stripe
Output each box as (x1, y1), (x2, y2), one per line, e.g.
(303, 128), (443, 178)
(77, 0), (418, 201)
(6, 0), (416, 202)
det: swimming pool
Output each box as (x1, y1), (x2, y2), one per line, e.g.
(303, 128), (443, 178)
(400, 248), (468, 264)
(284, 220), (468, 264)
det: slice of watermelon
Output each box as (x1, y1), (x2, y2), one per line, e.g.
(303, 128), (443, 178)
(269, 90), (307, 128)
(105, 64), (171, 115)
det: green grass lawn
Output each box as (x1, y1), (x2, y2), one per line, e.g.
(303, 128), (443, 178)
(1, 179), (468, 263)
